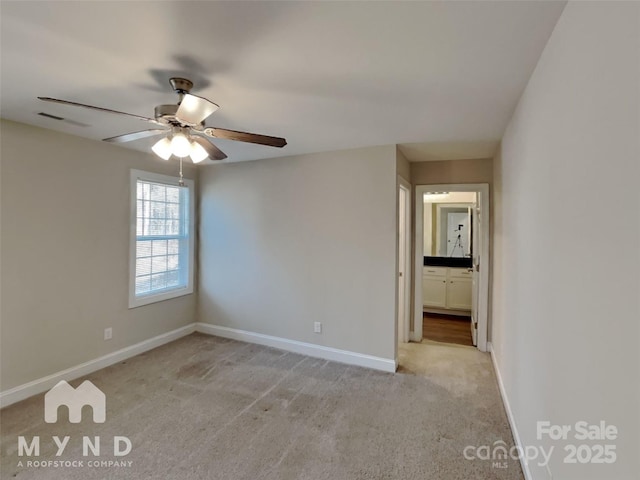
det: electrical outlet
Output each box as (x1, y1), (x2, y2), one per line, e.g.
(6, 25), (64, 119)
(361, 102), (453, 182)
(314, 322), (322, 334)
(104, 328), (113, 341)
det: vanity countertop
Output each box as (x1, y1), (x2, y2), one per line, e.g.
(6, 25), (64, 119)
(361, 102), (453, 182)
(424, 256), (472, 268)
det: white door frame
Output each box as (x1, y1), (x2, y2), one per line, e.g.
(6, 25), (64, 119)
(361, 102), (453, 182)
(413, 183), (490, 352)
(397, 177), (412, 347)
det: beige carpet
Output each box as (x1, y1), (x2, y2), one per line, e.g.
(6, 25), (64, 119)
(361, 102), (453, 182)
(1, 333), (523, 479)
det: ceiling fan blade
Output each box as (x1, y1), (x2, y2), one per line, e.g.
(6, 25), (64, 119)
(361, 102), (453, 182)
(192, 136), (227, 160)
(203, 127), (287, 148)
(38, 97), (160, 124)
(175, 94), (219, 126)
(103, 129), (168, 143)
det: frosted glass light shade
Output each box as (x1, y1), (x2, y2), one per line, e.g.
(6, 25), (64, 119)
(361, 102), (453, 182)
(423, 192), (449, 201)
(170, 133), (191, 158)
(151, 137), (172, 160)
(189, 141), (209, 163)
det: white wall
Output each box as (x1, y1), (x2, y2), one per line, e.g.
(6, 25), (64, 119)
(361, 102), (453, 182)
(0, 120), (198, 391)
(198, 146), (397, 361)
(492, 3), (639, 479)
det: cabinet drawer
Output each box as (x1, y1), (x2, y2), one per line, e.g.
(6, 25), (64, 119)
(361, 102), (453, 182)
(449, 268), (473, 278)
(423, 266), (447, 277)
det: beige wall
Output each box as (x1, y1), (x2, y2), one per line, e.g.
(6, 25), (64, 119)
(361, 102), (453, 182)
(0, 120), (198, 391)
(198, 146), (398, 361)
(410, 158), (493, 186)
(492, 3), (639, 478)
(395, 146), (411, 182)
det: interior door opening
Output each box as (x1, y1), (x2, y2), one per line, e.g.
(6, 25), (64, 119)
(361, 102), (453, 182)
(413, 184), (490, 352)
(397, 180), (411, 346)
(422, 192), (476, 346)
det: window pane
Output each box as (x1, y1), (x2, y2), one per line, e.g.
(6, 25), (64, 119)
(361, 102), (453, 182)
(167, 270), (180, 287)
(136, 276), (151, 295)
(168, 220), (180, 236)
(150, 201), (165, 219)
(136, 257), (151, 276)
(166, 187), (180, 203)
(137, 240), (152, 258)
(151, 256), (167, 273)
(150, 184), (165, 202)
(167, 255), (179, 271)
(152, 240), (168, 256)
(167, 203), (179, 219)
(168, 239), (179, 254)
(151, 272), (168, 290)
(139, 182), (149, 200)
(149, 219), (165, 236)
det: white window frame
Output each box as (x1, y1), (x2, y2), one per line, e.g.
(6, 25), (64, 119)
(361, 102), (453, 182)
(129, 169), (195, 308)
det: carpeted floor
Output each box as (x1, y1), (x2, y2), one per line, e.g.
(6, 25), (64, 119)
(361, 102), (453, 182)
(1, 333), (523, 479)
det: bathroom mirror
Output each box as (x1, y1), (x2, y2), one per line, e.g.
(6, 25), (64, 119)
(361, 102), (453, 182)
(423, 192), (476, 261)
(435, 205), (472, 257)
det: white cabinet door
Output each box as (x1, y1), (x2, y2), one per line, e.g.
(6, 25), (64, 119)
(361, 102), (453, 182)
(423, 275), (447, 308)
(447, 277), (472, 310)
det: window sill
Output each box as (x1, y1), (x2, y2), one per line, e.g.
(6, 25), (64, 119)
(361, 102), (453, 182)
(128, 287), (193, 309)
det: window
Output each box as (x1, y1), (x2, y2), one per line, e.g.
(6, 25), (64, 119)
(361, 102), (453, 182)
(129, 170), (194, 308)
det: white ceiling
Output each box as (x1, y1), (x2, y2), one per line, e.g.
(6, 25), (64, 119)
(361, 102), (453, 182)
(0, 1), (565, 163)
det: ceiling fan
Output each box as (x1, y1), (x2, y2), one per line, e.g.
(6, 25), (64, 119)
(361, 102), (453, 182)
(38, 77), (287, 164)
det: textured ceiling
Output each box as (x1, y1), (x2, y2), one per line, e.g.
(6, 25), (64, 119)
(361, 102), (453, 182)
(0, 1), (565, 163)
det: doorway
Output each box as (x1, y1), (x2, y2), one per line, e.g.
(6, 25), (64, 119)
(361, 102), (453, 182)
(397, 178), (411, 345)
(413, 184), (490, 352)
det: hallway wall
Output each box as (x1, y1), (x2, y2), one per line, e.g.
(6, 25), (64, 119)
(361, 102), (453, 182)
(492, 2), (639, 479)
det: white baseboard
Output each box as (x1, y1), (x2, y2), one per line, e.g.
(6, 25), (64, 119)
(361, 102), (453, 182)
(0, 323), (196, 408)
(195, 323), (397, 373)
(489, 347), (532, 480)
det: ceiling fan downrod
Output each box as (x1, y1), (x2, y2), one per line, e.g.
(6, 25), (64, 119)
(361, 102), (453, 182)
(169, 77), (194, 103)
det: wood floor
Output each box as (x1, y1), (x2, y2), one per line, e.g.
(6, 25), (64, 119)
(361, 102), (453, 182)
(423, 313), (473, 346)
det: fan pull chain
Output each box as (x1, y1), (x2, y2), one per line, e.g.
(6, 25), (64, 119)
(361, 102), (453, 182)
(179, 157), (185, 187)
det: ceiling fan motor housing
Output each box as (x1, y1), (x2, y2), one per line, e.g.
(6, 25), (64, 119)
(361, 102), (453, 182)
(154, 104), (203, 129)
(154, 104), (179, 124)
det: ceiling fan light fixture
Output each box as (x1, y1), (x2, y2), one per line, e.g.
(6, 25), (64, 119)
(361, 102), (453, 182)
(152, 137), (172, 160)
(170, 132), (191, 158)
(189, 140), (209, 164)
